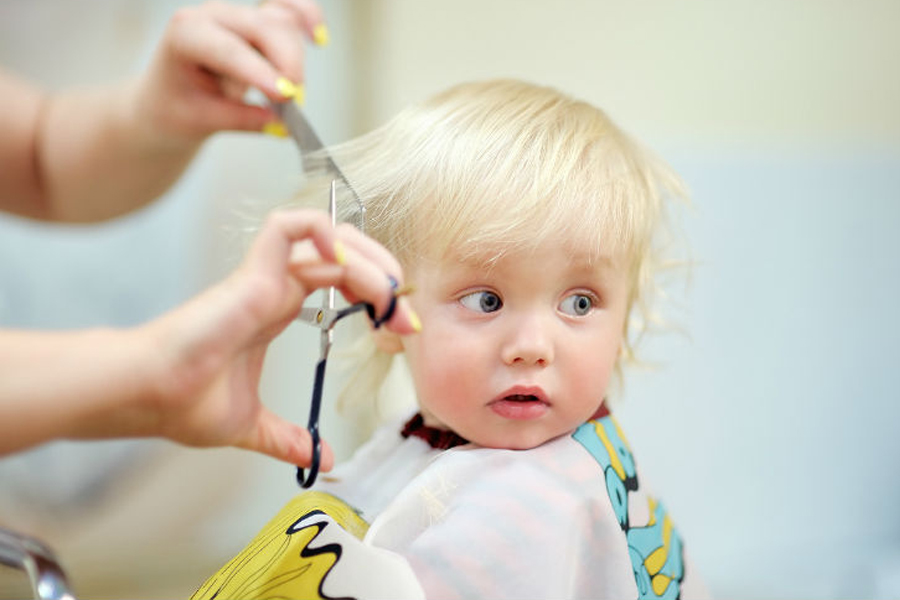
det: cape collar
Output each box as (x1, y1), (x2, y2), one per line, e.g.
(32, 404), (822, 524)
(400, 413), (470, 450)
(400, 402), (609, 451)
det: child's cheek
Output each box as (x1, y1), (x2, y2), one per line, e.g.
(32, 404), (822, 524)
(421, 338), (477, 411)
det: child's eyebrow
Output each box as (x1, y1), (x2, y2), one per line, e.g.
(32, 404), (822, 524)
(565, 256), (633, 290)
(565, 254), (621, 274)
(451, 251), (623, 278)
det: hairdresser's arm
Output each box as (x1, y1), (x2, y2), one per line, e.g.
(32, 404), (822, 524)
(0, 0), (325, 223)
(0, 210), (419, 463)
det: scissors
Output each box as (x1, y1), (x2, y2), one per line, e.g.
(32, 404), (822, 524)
(272, 96), (401, 488)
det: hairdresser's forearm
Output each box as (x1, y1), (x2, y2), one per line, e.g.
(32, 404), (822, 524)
(31, 80), (201, 223)
(0, 328), (163, 455)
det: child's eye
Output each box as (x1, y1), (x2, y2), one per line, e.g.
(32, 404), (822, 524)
(559, 293), (595, 316)
(459, 291), (503, 313)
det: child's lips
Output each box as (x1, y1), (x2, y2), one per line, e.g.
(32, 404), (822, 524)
(488, 386), (550, 420)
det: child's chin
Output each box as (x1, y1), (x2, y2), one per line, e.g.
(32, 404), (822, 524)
(471, 429), (565, 451)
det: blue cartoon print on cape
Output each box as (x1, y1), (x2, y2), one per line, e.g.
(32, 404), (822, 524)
(573, 415), (686, 600)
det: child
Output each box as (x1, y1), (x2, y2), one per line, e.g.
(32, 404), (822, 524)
(193, 79), (706, 600)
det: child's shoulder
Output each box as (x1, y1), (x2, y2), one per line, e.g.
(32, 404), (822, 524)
(426, 414), (638, 494)
(363, 426), (642, 598)
(368, 428), (626, 549)
(365, 414), (641, 521)
(369, 417), (707, 599)
(434, 427), (616, 494)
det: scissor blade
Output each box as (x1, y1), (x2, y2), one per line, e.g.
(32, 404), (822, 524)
(271, 101), (366, 229)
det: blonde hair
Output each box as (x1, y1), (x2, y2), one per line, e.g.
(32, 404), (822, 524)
(297, 79), (688, 424)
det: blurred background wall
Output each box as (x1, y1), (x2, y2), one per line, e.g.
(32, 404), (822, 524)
(2, 1), (899, 598)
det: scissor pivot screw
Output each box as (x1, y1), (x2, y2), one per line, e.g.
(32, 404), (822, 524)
(316, 310), (324, 323)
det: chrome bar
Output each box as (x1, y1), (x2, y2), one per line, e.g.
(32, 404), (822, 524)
(0, 527), (75, 600)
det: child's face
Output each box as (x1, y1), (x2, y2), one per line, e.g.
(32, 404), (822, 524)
(400, 241), (630, 449)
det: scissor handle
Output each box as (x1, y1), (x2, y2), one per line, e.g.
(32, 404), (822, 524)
(294, 277), (401, 489)
(295, 436), (321, 488)
(365, 276), (399, 328)
(296, 357), (327, 488)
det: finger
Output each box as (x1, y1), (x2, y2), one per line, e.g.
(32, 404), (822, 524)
(289, 220), (418, 333)
(247, 209), (342, 276)
(335, 222), (405, 281)
(249, 209), (419, 333)
(328, 244), (420, 335)
(212, 3), (307, 89)
(285, 242), (419, 334)
(261, 0), (327, 45)
(189, 95), (277, 133)
(167, 11), (286, 100)
(240, 408), (334, 471)
(219, 77), (249, 103)
(195, 2), (313, 98)
(328, 242), (398, 307)
(241, 209), (347, 327)
(333, 225), (417, 327)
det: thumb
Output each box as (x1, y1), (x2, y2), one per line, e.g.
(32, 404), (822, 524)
(192, 95), (276, 134)
(240, 408), (335, 472)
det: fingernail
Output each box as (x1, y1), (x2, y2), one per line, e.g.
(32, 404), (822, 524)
(275, 76), (297, 99)
(293, 83), (306, 107)
(333, 240), (347, 265)
(262, 121), (288, 138)
(313, 24), (330, 46)
(394, 283), (416, 297)
(408, 308), (422, 333)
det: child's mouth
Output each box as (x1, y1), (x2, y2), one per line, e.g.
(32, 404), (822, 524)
(489, 390), (549, 420)
(505, 394), (540, 403)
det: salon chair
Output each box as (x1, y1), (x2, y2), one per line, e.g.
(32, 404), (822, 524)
(0, 527), (74, 600)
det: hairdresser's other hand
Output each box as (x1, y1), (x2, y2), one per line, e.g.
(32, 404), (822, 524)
(137, 0), (327, 142)
(145, 209), (419, 468)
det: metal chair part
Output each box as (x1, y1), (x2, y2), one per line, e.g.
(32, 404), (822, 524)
(0, 527), (75, 600)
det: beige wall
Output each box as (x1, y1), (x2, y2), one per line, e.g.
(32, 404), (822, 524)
(349, 0), (900, 151)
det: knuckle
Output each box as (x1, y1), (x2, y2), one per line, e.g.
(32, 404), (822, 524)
(297, 0), (325, 23)
(334, 222), (356, 236)
(202, 0), (227, 12)
(169, 6), (197, 26)
(263, 209), (290, 231)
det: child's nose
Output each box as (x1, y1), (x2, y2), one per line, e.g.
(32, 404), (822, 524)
(500, 312), (555, 367)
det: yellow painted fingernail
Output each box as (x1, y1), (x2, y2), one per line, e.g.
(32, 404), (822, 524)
(313, 24), (330, 46)
(408, 309), (422, 333)
(293, 83), (306, 107)
(275, 76), (297, 99)
(395, 283), (416, 297)
(333, 240), (347, 265)
(262, 121), (288, 138)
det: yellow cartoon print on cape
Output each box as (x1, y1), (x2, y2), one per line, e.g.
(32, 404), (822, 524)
(191, 491), (423, 600)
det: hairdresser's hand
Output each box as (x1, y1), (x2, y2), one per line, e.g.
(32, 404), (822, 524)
(136, 0), (327, 143)
(145, 209), (419, 468)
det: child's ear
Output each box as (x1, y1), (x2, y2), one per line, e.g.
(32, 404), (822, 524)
(371, 326), (404, 354)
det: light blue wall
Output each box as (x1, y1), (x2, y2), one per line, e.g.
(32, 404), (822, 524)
(618, 150), (900, 597)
